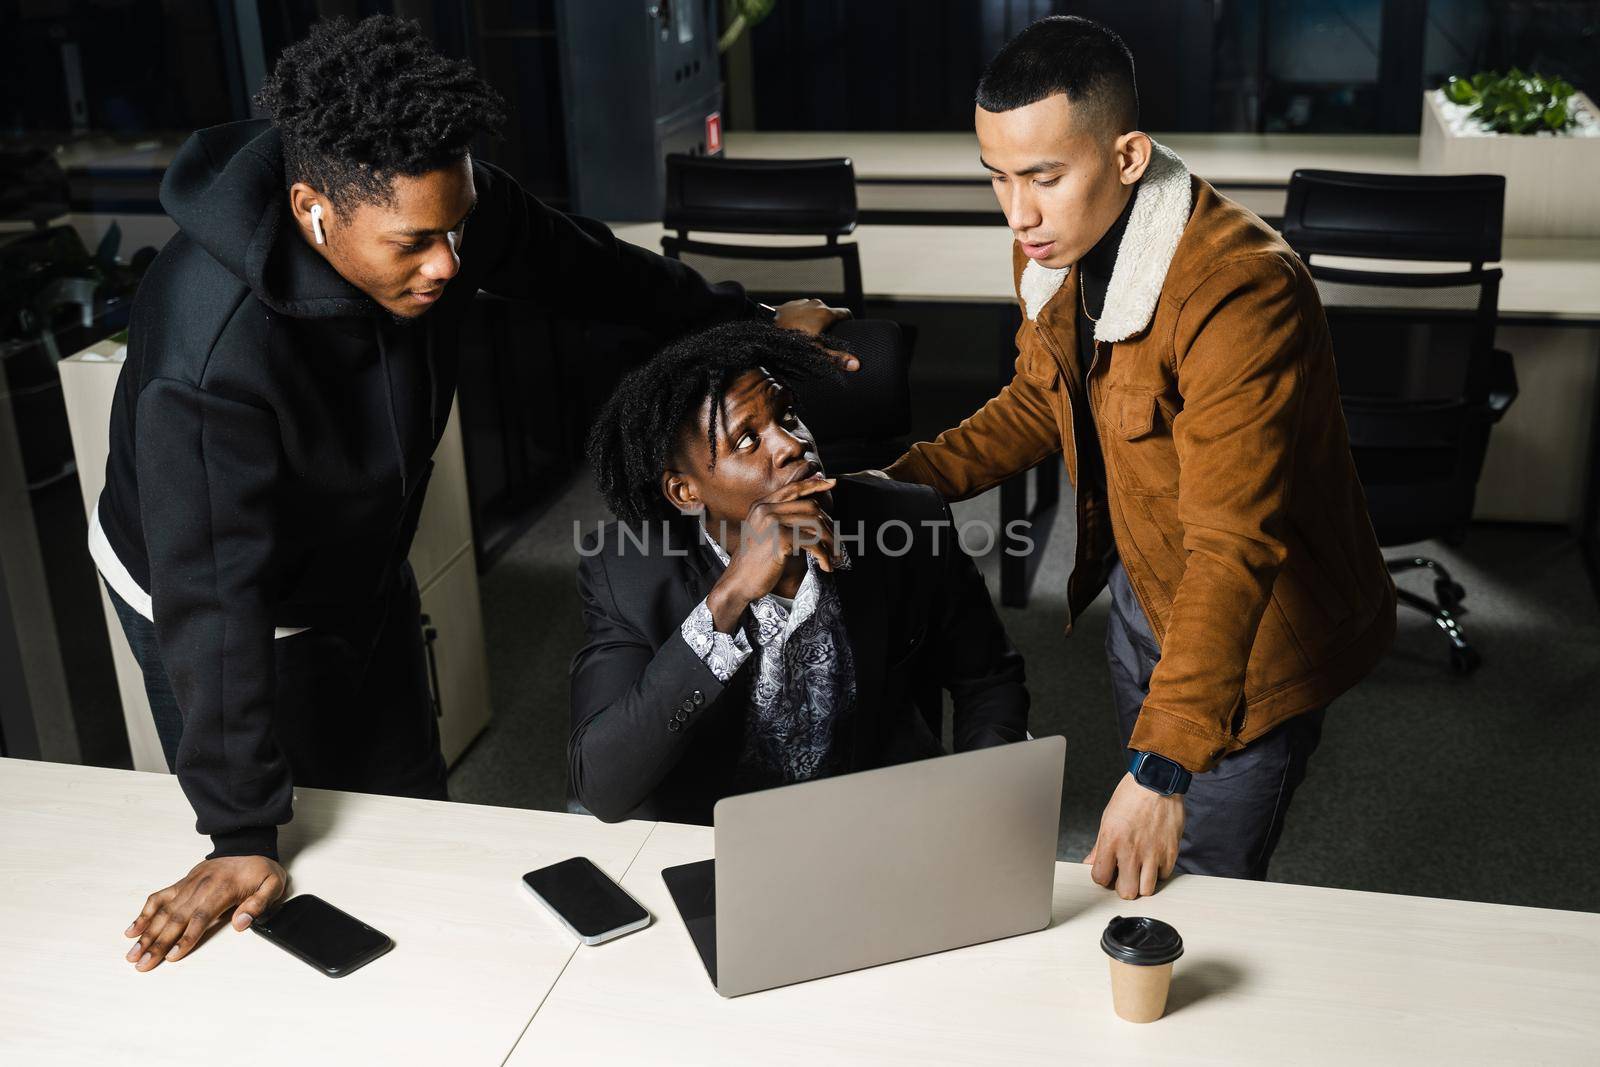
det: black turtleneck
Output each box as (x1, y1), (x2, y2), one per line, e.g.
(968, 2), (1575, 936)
(1074, 185), (1137, 380)
(1069, 184), (1137, 498)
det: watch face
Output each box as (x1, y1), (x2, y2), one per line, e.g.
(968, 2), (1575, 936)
(1138, 755), (1182, 794)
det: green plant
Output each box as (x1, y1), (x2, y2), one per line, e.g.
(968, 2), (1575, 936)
(719, 0), (775, 53)
(1443, 69), (1579, 134)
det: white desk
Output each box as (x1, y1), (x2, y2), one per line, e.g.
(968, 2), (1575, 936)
(728, 131), (1422, 185)
(0, 758), (653, 1066)
(725, 132), (1422, 219)
(510, 821), (1600, 1065)
(613, 220), (1600, 323)
(7, 760), (1599, 1065)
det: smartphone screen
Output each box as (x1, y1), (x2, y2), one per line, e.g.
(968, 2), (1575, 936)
(251, 894), (393, 977)
(522, 857), (650, 942)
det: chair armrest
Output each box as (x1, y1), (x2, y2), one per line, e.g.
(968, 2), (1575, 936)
(1487, 347), (1518, 422)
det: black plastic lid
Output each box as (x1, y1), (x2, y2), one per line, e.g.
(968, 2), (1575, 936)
(1100, 915), (1184, 966)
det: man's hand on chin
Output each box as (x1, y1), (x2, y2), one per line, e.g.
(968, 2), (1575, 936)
(771, 299), (858, 370)
(1084, 772), (1184, 900)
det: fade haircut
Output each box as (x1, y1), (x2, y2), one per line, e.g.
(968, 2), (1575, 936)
(975, 15), (1138, 136)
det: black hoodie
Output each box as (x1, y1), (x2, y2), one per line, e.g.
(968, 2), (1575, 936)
(97, 120), (757, 859)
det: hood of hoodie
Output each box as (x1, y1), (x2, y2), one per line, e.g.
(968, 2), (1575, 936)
(159, 120), (376, 320)
(161, 121), (438, 497)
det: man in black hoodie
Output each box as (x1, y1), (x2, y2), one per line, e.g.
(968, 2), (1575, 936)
(104, 15), (848, 973)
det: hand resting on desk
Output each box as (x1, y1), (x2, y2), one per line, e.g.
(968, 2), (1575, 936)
(123, 855), (287, 972)
(1084, 772), (1185, 900)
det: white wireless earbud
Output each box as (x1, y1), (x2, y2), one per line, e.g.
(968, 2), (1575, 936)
(310, 203), (326, 245)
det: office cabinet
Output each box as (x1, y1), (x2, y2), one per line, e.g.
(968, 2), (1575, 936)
(555, 0), (724, 219)
(418, 546), (492, 765)
(411, 400), (492, 766)
(408, 401), (476, 589)
(56, 342), (162, 771)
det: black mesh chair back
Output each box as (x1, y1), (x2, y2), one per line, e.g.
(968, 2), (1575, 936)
(789, 318), (913, 474)
(1282, 169), (1516, 673)
(1282, 170), (1514, 547)
(661, 154), (864, 317)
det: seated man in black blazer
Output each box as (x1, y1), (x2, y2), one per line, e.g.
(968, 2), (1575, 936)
(570, 320), (1029, 823)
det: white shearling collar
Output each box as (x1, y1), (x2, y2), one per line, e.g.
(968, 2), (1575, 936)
(1019, 259), (1069, 323)
(1018, 141), (1193, 342)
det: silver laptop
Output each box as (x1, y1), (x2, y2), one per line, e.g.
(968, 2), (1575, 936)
(661, 735), (1065, 997)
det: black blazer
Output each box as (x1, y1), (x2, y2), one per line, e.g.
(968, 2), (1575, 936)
(569, 476), (1029, 823)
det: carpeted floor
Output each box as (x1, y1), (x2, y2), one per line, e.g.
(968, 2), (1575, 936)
(450, 463), (1600, 914)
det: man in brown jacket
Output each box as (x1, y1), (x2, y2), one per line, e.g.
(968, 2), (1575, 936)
(880, 17), (1396, 898)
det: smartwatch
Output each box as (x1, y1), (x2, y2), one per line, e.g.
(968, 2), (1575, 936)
(1128, 750), (1192, 796)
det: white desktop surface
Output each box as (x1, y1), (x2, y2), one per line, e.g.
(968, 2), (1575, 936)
(611, 220), (1600, 323)
(725, 131), (1423, 186)
(0, 758), (652, 1066)
(6, 759), (1598, 1065)
(512, 820), (1600, 1065)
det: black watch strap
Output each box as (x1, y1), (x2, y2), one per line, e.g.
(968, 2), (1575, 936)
(1128, 750), (1193, 796)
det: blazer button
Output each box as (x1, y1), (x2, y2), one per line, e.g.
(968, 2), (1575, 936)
(692, 690), (704, 705)
(667, 719), (682, 732)
(674, 708), (690, 723)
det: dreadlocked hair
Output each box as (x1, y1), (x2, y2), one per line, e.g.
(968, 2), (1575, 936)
(587, 320), (846, 525)
(254, 15), (506, 209)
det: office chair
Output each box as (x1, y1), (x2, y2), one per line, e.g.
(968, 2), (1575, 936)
(660, 153), (865, 317)
(660, 153), (914, 471)
(789, 318), (913, 473)
(1282, 169), (1517, 674)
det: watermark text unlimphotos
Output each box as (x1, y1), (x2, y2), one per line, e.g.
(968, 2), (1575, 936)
(573, 517), (1037, 559)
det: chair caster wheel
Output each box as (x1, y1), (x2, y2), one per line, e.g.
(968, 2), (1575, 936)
(1449, 646), (1481, 675)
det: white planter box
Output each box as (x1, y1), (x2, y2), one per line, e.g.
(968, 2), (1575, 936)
(1420, 89), (1600, 238)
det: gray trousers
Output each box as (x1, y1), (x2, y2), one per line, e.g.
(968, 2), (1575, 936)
(1105, 560), (1325, 880)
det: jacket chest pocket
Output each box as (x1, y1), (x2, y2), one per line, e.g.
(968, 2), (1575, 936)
(1103, 386), (1180, 497)
(1016, 336), (1060, 389)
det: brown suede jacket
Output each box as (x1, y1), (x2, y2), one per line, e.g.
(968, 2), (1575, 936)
(885, 143), (1396, 773)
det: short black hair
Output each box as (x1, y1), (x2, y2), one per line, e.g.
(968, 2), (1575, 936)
(254, 15), (506, 209)
(975, 15), (1138, 135)
(587, 321), (844, 525)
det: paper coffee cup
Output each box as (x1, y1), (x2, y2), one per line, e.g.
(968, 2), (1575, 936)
(1101, 915), (1184, 1023)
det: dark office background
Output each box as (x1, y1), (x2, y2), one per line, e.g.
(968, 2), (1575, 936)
(6, 2), (1600, 196)
(741, 0), (1600, 134)
(2, 1), (1599, 913)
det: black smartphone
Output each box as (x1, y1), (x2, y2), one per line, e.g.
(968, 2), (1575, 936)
(251, 894), (394, 978)
(521, 857), (652, 945)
